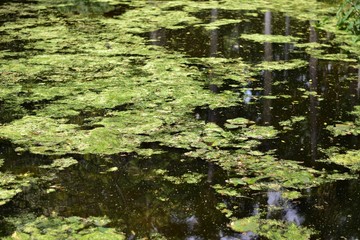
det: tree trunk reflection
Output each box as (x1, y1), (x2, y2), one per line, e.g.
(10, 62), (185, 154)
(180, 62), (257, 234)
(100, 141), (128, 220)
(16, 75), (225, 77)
(263, 11), (272, 125)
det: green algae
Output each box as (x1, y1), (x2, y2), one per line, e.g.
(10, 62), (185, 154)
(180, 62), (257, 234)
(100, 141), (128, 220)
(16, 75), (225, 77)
(224, 117), (254, 129)
(188, 57), (254, 86)
(308, 52), (358, 62)
(327, 106), (360, 136)
(327, 122), (358, 136)
(195, 19), (242, 30)
(0, 0), (360, 238)
(183, 0), (333, 21)
(255, 59), (308, 71)
(40, 158), (78, 171)
(240, 33), (300, 43)
(279, 116), (306, 131)
(325, 150), (360, 171)
(0, 116), (83, 155)
(56, 0), (117, 16)
(111, 6), (201, 33)
(4, 215), (125, 240)
(154, 169), (205, 185)
(230, 215), (313, 239)
(0, 172), (35, 206)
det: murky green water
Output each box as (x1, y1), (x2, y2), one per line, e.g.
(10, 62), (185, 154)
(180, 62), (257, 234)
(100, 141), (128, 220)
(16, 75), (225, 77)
(0, 0), (360, 239)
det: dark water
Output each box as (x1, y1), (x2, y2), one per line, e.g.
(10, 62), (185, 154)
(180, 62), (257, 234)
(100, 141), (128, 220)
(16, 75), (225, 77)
(149, 9), (360, 164)
(1, 2), (360, 240)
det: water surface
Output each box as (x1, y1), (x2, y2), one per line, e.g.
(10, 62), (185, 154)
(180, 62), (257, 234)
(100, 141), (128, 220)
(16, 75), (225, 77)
(0, 0), (360, 239)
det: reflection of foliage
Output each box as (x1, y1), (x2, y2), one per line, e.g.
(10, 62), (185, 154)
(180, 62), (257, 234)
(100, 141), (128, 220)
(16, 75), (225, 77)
(337, 0), (360, 39)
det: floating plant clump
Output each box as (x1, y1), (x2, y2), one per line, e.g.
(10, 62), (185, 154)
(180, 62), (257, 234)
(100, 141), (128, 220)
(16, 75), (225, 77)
(3, 215), (125, 239)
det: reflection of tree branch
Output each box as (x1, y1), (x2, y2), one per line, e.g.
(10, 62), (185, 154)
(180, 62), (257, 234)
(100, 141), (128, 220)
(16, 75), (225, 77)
(210, 9), (218, 57)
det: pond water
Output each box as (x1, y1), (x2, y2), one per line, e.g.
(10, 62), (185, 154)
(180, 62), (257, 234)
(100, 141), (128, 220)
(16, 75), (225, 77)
(0, 0), (360, 239)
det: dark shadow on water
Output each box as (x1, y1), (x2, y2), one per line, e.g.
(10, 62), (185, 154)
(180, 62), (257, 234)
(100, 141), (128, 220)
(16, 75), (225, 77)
(0, 39), (32, 52)
(103, 4), (132, 18)
(299, 179), (360, 239)
(143, 9), (310, 62)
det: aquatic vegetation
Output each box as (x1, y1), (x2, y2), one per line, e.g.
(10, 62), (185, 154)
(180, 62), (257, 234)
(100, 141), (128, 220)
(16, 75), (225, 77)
(224, 117), (254, 129)
(0, 0), (360, 238)
(324, 150), (360, 171)
(279, 116), (306, 131)
(188, 57), (254, 86)
(195, 19), (242, 30)
(0, 172), (34, 206)
(327, 106), (360, 136)
(0, 116), (84, 155)
(154, 169), (205, 184)
(40, 158), (78, 171)
(184, 0), (333, 20)
(240, 34), (300, 43)
(4, 215), (125, 240)
(255, 59), (308, 71)
(231, 215), (313, 239)
(327, 122), (357, 136)
(307, 51), (358, 62)
(110, 6), (201, 33)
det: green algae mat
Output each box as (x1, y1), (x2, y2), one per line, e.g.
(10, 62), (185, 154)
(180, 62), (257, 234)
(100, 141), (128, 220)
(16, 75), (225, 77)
(0, 0), (360, 239)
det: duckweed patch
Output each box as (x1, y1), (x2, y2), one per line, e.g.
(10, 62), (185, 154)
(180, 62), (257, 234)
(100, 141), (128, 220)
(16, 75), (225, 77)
(231, 215), (313, 240)
(255, 59), (308, 71)
(39, 158), (78, 171)
(155, 169), (205, 185)
(0, 172), (34, 206)
(195, 19), (242, 30)
(4, 215), (125, 240)
(240, 33), (300, 43)
(325, 150), (360, 171)
(327, 106), (360, 136)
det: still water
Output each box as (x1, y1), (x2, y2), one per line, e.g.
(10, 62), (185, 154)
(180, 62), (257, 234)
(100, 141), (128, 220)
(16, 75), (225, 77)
(0, 0), (360, 239)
